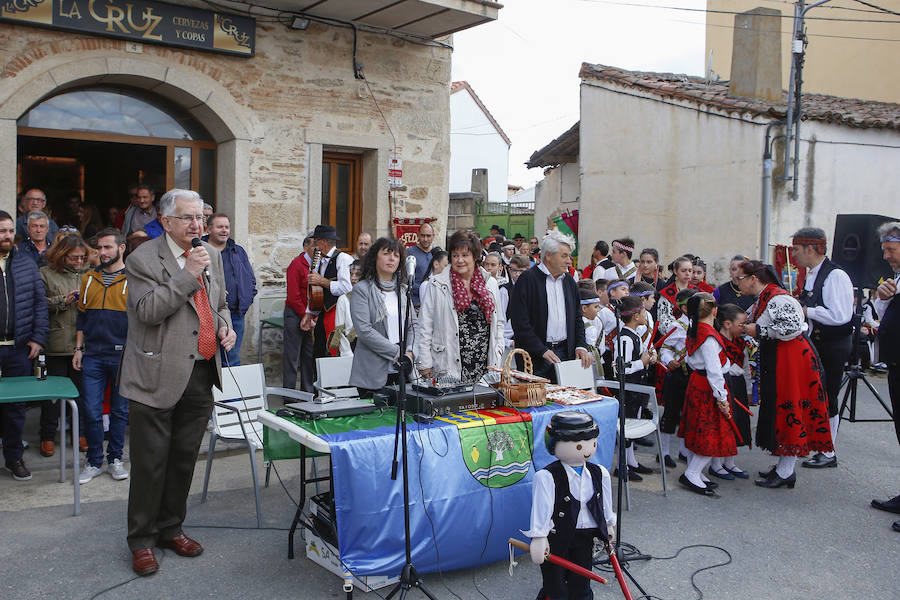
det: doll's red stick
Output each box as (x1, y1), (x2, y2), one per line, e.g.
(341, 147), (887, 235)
(605, 544), (635, 600)
(508, 539), (607, 584)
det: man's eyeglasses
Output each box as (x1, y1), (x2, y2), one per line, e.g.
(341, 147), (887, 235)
(168, 214), (208, 223)
(736, 275), (750, 280)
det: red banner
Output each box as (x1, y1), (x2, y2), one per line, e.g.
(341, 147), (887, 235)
(393, 217), (434, 247)
(774, 245), (806, 296)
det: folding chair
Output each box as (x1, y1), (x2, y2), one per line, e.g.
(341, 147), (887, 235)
(313, 355), (359, 401)
(201, 363), (312, 527)
(595, 378), (667, 510)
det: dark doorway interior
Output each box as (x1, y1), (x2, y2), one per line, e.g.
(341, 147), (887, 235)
(17, 136), (166, 228)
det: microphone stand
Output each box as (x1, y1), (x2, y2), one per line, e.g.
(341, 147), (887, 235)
(594, 300), (650, 596)
(387, 271), (435, 600)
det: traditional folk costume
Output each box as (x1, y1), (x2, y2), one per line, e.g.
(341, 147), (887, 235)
(329, 292), (356, 357)
(614, 323), (654, 475)
(714, 280), (756, 311)
(750, 284), (833, 469)
(798, 254), (854, 467)
(680, 324), (736, 457)
(656, 282), (685, 337)
(658, 314), (690, 462)
(720, 334), (751, 448)
(601, 261), (637, 284)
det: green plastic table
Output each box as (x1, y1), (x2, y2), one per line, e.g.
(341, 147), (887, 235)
(0, 376), (81, 515)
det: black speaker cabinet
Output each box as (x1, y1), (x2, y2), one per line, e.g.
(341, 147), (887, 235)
(831, 214), (897, 289)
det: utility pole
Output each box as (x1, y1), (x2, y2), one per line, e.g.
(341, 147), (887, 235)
(782, 0), (833, 201)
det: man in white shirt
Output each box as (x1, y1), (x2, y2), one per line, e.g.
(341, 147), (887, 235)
(791, 227), (854, 469)
(303, 225), (353, 363)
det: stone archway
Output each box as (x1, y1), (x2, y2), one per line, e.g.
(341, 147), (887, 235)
(0, 52), (253, 240)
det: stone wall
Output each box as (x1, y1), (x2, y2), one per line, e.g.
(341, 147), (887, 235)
(0, 7), (453, 374)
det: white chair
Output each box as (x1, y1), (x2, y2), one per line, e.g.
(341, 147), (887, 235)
(201, 363), (312, 527)
(595, 378), (668, 510)
(313, 355), (358, 401)
(554, 360), (598, 392)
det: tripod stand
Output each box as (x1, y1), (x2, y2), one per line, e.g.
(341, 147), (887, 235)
(593, 300), (650, 597)
(386, 273), (435, 600)
(838, 288), (894, 426)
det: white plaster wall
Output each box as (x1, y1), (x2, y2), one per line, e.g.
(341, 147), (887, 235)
(771, 121), (900, 244)
(449, 89), (509, 203)
(578, 81), (766, 283)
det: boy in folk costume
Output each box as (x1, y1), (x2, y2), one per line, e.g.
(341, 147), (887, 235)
(613, 296), (658, 481)
(711, 303), (753, 480)
(600, 238), (638, 283)
(329, 261), (361, 357)
(525, 412), (616, 600)
(657, 288), (699, 468)
(579, 288), (604, 377)
(678, 293), (736, 497)
(629, 281), (657, 347)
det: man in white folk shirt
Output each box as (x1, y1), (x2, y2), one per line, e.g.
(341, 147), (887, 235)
(302, 225), (353, 370)
(790, 227), (854, 469)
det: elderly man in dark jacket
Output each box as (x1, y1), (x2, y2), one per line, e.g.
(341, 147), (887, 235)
(509, 230), (593, 382)
(0, 210), (49, 481)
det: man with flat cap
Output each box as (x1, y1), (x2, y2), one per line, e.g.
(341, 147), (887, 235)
(302, 225), (354, 367)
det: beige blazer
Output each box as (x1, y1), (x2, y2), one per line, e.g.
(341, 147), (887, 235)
(119, 235), (231, 408)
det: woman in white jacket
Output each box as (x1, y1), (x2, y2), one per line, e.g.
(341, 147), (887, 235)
(416, 230), (504, 384)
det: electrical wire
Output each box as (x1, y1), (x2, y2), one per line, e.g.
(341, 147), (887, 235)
(577, 0), (900, 24)
(690, 16), (900, 43)
(852, 0), (900, 17)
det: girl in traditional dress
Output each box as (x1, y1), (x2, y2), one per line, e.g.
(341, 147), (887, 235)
(657, 256), (693, 334)
(678, 293), (736, 496)
(657, 288), (698, 467)
(690, 258), (716, 293)
(708, 303), (752, 480)
(737, 261), (833, 489)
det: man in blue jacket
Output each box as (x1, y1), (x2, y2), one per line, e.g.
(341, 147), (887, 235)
(0, 210), (49, 481)
(205, 214), (256, 365)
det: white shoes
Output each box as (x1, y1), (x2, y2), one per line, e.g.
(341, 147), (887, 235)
(108, 458), (129, 481)
(79, 464), (103, 484)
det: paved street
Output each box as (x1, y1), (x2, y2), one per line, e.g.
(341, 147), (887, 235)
(1, 374), (897, 600)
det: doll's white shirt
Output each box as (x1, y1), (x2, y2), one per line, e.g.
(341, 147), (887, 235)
(523, 461), (616, 539)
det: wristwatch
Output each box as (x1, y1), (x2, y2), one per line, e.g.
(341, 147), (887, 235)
(74, 346), (85, 352)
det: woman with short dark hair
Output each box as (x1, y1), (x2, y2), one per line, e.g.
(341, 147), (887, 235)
(415, 230), (503, 384)
(737, 260), (832, 489)
(348, 237), (414, 396)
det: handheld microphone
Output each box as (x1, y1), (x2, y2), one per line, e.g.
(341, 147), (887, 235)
(405, 255), (416, 284)
(190, 238), (210, 279)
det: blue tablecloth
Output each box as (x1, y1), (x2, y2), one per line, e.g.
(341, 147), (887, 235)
(319, 399), (619, 576)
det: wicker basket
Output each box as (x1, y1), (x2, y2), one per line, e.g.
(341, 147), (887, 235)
(494, 349), (547, 408)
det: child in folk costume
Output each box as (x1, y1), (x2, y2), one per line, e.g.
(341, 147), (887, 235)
(657, 256), (694, 334)
(600, 279), (629, 377)
(710, 303), (753, 480)
(613, 296), (659, 480)
(580, 288), (605, 375)
(329, 261), (362, 356)
(678, 293), (736, 496)
(657, 288), (699, 468)
(526, 412), (616, 600)
(630, 281), (657, 348)
(690, 257), (716, 293)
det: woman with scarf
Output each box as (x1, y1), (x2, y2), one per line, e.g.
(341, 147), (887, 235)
(348, 237), (415, 397)
(737, 260), (832, 489)
(416, 230), (503, 384)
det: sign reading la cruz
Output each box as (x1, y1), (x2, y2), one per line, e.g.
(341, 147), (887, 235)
(1, 0), (255, 57)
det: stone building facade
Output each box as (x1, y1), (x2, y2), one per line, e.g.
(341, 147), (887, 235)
(0, 0), (499, 366)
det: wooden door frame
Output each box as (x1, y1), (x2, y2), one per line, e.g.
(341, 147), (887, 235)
(322, 151), (363, 253)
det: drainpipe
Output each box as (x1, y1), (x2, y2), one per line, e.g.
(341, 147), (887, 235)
(761, 121), (784, 261)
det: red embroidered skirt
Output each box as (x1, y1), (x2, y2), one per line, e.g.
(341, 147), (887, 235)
(756, 337), (833, 456)
(679, 371), (737, 457)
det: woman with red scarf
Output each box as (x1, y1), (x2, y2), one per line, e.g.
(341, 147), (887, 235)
(737, 260), (833, 489)
(416, 230), (504, 384)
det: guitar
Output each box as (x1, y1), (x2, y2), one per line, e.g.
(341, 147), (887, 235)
(307, 248), (325, 312)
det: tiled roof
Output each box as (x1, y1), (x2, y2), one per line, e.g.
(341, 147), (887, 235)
(526, 121), (579, 169)
(579, 63), (900, 131)
(451, 80), (512, 146)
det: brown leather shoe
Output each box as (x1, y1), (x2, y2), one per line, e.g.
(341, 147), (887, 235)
(132, 549), (159, 576)
(40, 441), (55, 457)
(158, 533), (203, 557)
(79, 437), (88, 452)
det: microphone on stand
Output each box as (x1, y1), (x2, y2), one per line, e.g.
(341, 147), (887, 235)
(405, 255), (417, 285)
(191, 237), (210, 280)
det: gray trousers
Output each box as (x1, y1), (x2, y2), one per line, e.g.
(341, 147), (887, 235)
(282, 306), (314, 392)
(126, 360), (215, 551)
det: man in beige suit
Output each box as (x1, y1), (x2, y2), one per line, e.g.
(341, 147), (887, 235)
(120, 189), (235, 576)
